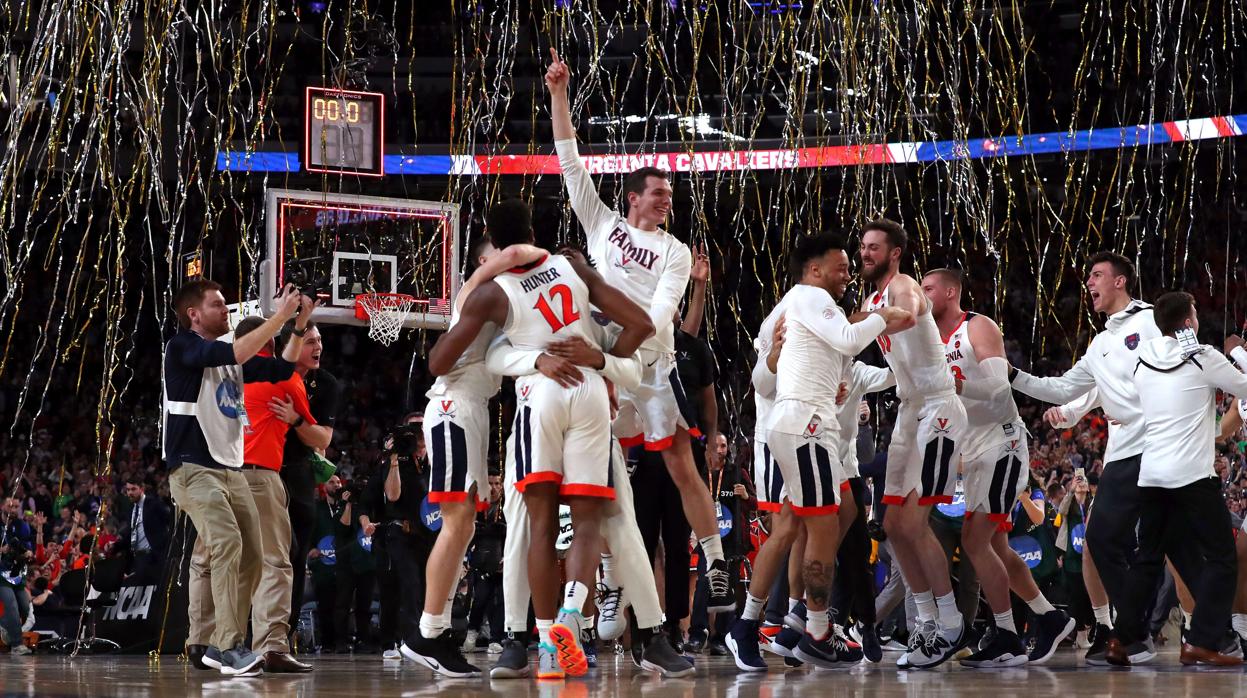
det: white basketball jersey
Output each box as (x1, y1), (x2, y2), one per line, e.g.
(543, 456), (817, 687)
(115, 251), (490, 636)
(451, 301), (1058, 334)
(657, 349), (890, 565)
(863, 280), (955, 398)
(944, 312), (1020, 428)
(427, 308), (501, 401)
(493, 253), (595, 353)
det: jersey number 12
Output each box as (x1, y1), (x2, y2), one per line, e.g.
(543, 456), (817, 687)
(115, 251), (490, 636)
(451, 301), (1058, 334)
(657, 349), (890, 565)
(533, 284), (581, 331)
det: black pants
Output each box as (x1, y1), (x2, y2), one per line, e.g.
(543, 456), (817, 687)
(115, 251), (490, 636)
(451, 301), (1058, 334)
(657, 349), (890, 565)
(1063, 568), (1092, 630)
(765, 551), (790, 625)
(1114, 477), (1236, 650)
(314, 574), (338, 648)
(632, 450), (693, 622)
(380, 526), (434, 646)
(1085, 455), (1204, 629)
(467, 570), (505, 642)
(287, 497), (317, 630)
(832, 477), (876, 626)
(335, 567), (376, 647)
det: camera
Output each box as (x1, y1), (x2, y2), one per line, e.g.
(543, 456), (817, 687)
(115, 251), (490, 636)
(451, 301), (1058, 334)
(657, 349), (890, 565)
(281, 258), (332, 299)
(385, 423), (424, 458)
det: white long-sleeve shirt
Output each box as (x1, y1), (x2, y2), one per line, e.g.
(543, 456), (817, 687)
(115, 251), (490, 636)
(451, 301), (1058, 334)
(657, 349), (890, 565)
(750, 293), (795, 444)
(1010, 300), (1159, 463)
(555, 139), (692, 355)
(836, 362), (895, 475)
(770, 285), (887, 434)
(1133, 338), (1247, 488)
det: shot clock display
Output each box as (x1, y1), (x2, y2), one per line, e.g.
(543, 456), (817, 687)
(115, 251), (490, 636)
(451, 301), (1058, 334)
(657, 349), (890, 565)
(304, 86), (385, 177)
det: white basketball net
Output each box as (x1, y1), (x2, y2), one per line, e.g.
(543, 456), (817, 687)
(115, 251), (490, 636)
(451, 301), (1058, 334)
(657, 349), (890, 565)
(357, 294), (415, 346)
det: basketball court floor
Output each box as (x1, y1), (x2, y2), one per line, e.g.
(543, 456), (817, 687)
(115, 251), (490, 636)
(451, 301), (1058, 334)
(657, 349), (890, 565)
(5, 649), (1246, 697)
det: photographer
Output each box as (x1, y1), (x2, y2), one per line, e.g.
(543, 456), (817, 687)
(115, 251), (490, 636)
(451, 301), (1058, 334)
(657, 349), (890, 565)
(333, 476), (377, 653)
(1, 497), (35, 655)
(361, 413), (438, 658)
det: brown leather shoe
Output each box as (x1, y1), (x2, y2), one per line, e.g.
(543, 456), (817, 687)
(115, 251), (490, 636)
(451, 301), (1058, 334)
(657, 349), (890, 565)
(1105, 638), (1132, 667)
(1180, 643), (1245, 666)
(263, 651), (314, 673)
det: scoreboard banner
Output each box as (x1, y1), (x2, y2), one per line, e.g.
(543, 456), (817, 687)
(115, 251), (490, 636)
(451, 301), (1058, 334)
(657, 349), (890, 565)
(223, 113), (1247, 176)
(304, 86), (385, 177)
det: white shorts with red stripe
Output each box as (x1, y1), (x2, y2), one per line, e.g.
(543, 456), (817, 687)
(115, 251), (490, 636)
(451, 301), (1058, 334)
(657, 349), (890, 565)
(765, 417), (844, 517)
(753, 439), (787, 513)
(510, 371), (614, 499)
(423, 393), (490, 511)
(963, 421), (1030, 532)
(614, 349), (694, 451)
(882, 394), (967, 506)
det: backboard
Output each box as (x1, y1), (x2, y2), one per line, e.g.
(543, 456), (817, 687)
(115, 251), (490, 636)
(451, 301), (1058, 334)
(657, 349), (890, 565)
(259, 189), (460, 332)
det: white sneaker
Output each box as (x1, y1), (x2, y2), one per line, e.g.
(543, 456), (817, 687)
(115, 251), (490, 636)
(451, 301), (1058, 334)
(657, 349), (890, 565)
(487, 642), (504, 655)
(12, 645), (32, 656)
(596, 580), (629, 641)
(462, 630), (479, 653)
(382, 646), (401, 661)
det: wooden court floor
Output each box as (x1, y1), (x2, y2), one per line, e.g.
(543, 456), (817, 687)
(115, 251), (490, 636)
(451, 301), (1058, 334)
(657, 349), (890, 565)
(3, 648), (1246, 697)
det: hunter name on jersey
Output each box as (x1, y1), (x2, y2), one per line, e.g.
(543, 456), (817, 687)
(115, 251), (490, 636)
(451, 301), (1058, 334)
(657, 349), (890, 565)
(519, 266), (564, 293)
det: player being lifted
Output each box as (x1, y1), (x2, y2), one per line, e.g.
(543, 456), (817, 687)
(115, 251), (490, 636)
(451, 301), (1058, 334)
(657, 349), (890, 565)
(857, 219), (969, 669)
(428, 199), (654, 679)
(546, 48), (735, 612)
(921, 269), (1075, 668)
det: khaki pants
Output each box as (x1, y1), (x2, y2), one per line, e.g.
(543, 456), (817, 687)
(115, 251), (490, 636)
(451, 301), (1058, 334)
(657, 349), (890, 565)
(245, 467), (294, 653)
(171, 463), (262, 651)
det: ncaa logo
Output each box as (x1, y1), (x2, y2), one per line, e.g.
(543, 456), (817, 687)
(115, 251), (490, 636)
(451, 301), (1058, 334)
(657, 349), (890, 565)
(216, 378), (244, 419)
(1125, 333), (1140, 350)
(1009, 535), (1043, 569)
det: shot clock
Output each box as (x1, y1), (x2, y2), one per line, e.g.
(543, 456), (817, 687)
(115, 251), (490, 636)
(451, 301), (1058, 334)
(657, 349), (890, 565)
(303, 86), (385, 177)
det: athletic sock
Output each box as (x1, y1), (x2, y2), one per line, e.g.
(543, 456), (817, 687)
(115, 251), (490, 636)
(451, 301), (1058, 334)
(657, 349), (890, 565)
(601, 552), (618, 588)
(1025, 594), (1057, 615)
(788, 597), (802, 614)
(1232, 613), (1247, 639)
(914, 591), (937, 624)
(806, 609), (830, 641)
(562, 581), (590, 614)
(936, 592), (963, 628)
(419, 611), (445, 640)
(537, 619), (554, 644)
(994, 610), (1017, 635)
(1093, 604), (1113, 629)
(700, 535), (725, 565)
(742, 593), (766, 621)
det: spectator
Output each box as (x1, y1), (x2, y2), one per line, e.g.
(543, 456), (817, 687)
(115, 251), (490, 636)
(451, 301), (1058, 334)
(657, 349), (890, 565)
(333, 478), (378, 653)
(120, 477), (171, 585)
(464, 472), (506, 653)
(1, 497), (35, 655)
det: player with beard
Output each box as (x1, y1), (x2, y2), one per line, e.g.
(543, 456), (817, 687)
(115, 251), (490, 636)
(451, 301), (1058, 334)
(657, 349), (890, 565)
(725, 232), (912, 671)
(857, 219), (970, 669)
(921, 269), (1076, 667)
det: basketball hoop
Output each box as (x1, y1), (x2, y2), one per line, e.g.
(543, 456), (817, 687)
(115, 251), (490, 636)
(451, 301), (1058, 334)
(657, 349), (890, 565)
(354, 292), (415, 345)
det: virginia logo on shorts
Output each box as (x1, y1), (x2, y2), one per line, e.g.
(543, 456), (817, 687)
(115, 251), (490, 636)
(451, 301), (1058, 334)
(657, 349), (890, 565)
(438, 400), (456, 418)
(519, 385), (532, 401)
(802, 419), (819, 439)
(1006, 439), (1019, 452)
(934, 417), (950, 434)
(1125, 332), (1140, 350)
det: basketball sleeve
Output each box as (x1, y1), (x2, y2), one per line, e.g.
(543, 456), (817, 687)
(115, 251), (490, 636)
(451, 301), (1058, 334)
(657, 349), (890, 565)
(1010, 355), (1097, 404)
(1050, 389), (1101, 428)
(555, 139), (620, 247)
(853, 362), (895, 394)
(792, 293), (887, 356)
(648, 240), (692, 337)
(1203, 349), (1247, 398)
(485, 335), (542, 377)
(751, 337), (777, 399)
(1231, 346), (1247, 370)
